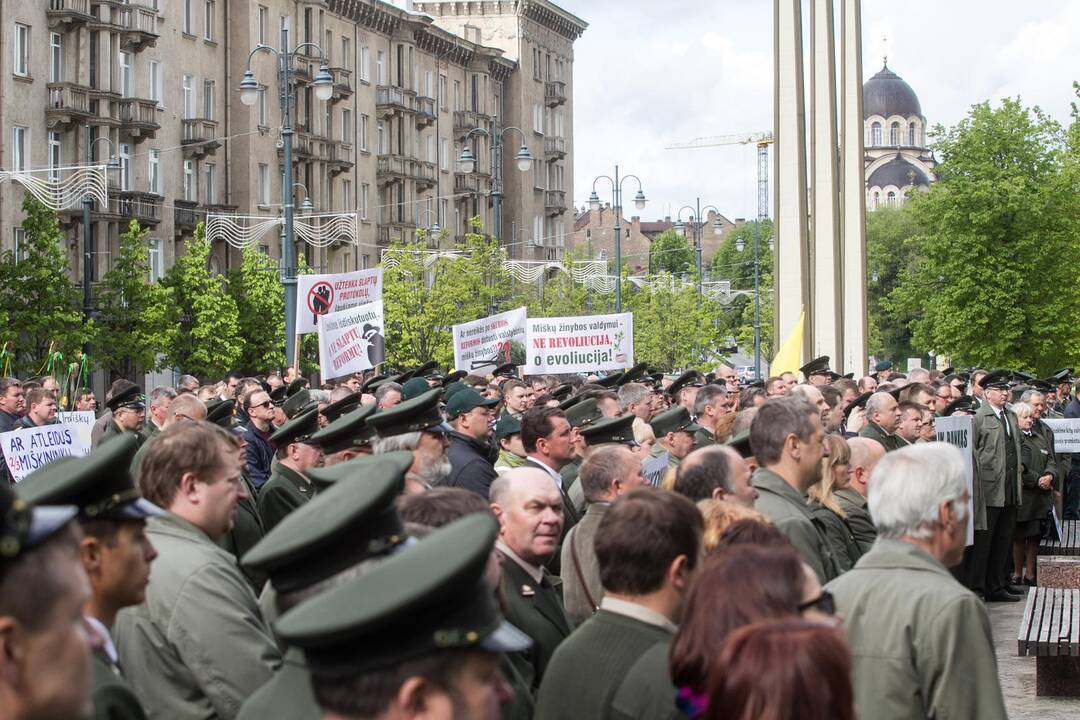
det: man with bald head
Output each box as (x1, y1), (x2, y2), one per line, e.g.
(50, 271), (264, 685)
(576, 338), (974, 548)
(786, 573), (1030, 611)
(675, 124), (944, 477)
(673, 445), (758, 506)
(491, 468), (573, 693)
(836, 437), (884, 553)
(130, 393), (208, 481)
(790, 384), (829, 426)
(859, 391), (904, 451)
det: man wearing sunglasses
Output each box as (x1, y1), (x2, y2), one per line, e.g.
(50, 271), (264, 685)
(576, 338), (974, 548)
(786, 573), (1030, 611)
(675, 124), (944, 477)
(243, 389), (277, 490)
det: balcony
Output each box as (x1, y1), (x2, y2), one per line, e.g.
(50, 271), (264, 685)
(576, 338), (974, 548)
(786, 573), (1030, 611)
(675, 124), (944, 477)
(413, 95), (436, 127)
(454, 172), (490, 195)
(117, 98), (160, 140)
(118, 3), (159, 52)
(544, 136), (566, 160)
(375, 85), (414, 118)
(329, 67), (353, 101)
(110, 190), (163, 227)
(46, 0), (93, 29)
(174, 200), (199, 236)
(545, 81), (567, 107)
(45, 82), (93, 130)
(453, 110), (490, 140)
(327, 141), (354, 175)
(181, 118), (220, 158)
(376, 154), (407, 185)
(545, 190), (567, 214)
(413, 160), (437, 188)
(376, 222), (417, 246)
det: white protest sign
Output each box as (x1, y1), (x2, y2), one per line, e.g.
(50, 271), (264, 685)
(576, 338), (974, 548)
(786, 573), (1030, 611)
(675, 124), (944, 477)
(524, 313), (633, 376)
(935, 415), (975, 546)
(317, 300), (385, 380)
(56, 411), (95, 446)
(453, 307), (527, 375)
(0, 423), (91, 483)
(1041, 419), (1080, 454)
(295, 267), (383, 335)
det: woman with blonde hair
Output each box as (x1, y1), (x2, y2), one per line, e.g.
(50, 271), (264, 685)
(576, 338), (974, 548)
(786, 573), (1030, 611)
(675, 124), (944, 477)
(807, 435), (862, 572)
(697, 498), (771, 554)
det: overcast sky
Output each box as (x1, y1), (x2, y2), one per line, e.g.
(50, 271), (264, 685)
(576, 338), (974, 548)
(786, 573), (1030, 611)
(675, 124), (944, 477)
(559, 0), (1078, 224)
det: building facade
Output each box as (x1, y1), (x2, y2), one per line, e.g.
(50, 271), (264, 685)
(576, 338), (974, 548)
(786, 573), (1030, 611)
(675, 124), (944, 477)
(0, 0), (585, 292)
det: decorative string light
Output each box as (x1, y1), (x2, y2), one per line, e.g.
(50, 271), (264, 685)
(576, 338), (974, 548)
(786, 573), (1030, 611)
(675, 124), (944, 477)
(0, 165), (109, 210)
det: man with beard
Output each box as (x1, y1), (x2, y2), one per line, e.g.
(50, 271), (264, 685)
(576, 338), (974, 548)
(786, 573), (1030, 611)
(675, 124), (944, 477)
(368, 388), (452, 494)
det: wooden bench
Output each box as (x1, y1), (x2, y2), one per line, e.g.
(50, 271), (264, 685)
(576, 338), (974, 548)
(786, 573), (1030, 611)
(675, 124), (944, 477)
(1017, 586), (1080, 696)
(1039, 520), (1080, 556)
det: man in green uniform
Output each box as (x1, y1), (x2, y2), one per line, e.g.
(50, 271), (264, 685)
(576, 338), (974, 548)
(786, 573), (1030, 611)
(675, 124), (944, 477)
(113, 421), (281, 719)
(536, 488), (703, 720)
(258, 407), (323, 532)
(274, 513), (529, 720)
(835, 437), (884, 555)
(827, 443), (1008, 720)
(643, 406), (701, 486)
(236, 452), (414, 720)
(690, 384), (727, 448)
(307, 403), (377, 468)
(558, 397), (604, 497)
(94, 383), (147, 450)
(18, 436), (160, 720)
(751, 397), (839, 582)
(858, 391), (905, 451)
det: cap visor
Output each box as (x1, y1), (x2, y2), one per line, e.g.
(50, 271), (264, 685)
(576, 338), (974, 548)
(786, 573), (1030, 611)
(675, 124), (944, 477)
(26, 505), (79, 548)
(684, 422), (703, 433)
(479, 619), (532, 654)
(115, 498), (166, 520)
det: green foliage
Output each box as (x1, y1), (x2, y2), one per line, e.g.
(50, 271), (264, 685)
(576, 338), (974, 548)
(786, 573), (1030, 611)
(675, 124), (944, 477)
(647, 229), (695, 275)
(0, 193), (88, 374)
(163, 224), (243, 378)
(888, 97), (1080, 374)
(865, 206), (923, 360)
(95, 220), (175, 380)
(294, 254), (321, 377)
(710, 220), (773, 357)
(228, 245), (286, 374)
(626, 273), (728, 371)
(522, 245), (612, 318)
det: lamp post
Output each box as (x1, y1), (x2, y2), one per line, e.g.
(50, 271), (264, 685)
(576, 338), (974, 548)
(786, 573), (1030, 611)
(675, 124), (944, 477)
(735, 223), (763, 379)
(238, 34), (333, 367)
(417, 208), (440, 246)
(82, 129), (120, 355)
(589, 166), (646, 312)
(458, 114), (532, 243)
(673, 197), (722, 297)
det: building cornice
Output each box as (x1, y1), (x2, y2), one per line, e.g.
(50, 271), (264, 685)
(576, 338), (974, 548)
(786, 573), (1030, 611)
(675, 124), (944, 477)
(414, 1), (587, 41)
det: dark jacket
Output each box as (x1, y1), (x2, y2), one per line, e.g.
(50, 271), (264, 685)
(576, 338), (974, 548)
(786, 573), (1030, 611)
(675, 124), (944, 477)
(1018, 428), (1057, 523)
(90, 648), (148, 720)
(0, 410), (18, 483)
(859, 421), (904, 452)
(218, 470), (266, 590)
(258, 464), (314, 532)
(444, 431), (498, 497)
(243, 424), (276, 489)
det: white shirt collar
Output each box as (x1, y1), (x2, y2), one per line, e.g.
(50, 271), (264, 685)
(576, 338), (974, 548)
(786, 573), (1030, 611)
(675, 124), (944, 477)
(600, 596), (678, 634)
(526, 456), (563, 489)
(496, 540), (545, 584)
(84, 615), (118, 664)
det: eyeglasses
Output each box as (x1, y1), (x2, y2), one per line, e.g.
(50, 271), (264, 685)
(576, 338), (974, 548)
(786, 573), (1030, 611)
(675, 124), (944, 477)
(248, 400), (272, 410)
(797, 590), (836, 616)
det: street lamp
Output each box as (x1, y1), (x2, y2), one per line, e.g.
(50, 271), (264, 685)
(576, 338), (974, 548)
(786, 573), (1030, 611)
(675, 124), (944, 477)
(590, 166), (646, 312)
(292, 183), (314, 215)
(458, 115), (532, 242)
(675, 198), (722, 298)
(735, 222), (765, 379)
(82, 130), (120, 355)
(417, 208), (441, 246)
(238, 36), (333, 366)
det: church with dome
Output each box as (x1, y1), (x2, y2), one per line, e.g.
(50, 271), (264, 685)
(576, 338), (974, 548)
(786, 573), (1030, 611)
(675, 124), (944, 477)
(863, 61), (936, 209)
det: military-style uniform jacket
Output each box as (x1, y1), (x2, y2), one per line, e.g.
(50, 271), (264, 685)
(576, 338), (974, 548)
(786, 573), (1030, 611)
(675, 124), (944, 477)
(535, 606), (680, 720)
(973, 403), (1022, 525)
(560, 455), (582, 492)
(858, 421), (904, 452)
(1018, 424), (1058, 523)
(257, 463), (314, 532)
(808, 501), (862, 573)
(827, 540), (1008, 720)
(113, 513), (281, 720)
(752, 468), (838, 582)
(498, 545), (574, 694)
(219, 470), (266, 590)
(692, 425), (715, 449)
(524, 457), (579, 577)
(834, 487), (876, 555)
(90, 648), (147, 720)
(94, 419), (145, 450)
(236, 649), (318, 720)
(560, 503), (607, 626)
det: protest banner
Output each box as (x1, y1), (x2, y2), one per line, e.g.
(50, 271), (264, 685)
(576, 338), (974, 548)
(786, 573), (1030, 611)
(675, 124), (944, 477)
(935, 415), (975, 545)
(317, 300), (385, 380)
(295, 267), (383, 335)
(1041, 418), (1080, 454)
(0, 423), (91, 483)
(56, 410), (95, 446)
(452, 307), (527, 375)
(524, 312), (633, 375)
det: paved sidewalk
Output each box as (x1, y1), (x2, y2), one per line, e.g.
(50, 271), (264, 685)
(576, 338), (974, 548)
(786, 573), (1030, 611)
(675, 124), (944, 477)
(987, 594), (1080, 719)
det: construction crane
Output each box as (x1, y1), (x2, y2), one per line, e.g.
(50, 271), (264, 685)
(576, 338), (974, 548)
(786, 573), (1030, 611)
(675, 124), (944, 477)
(666, 131), (774, 221)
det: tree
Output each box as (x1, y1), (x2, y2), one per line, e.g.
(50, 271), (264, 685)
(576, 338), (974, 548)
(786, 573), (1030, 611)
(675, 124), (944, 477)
(294, 253), (321, 377)
(647, 229), (694, 275)
(163, 223), (243, 378)
(888, 97), (1080, 374)
(521, 245), (610, 318)
(228, 245), (285, 374)
(0, 193), (88, 375)
(865, 205), (923, 361)
(95, 220), (175, 380)
(626, 274), (728, 371)
(710, 220), (774, 357)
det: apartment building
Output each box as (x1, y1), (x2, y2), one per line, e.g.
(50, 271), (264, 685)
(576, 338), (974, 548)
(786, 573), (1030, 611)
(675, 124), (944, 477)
(0, 0), (586, 289)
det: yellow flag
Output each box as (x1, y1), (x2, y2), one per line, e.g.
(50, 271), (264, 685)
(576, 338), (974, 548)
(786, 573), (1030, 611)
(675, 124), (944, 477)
(770, 309), (805, 375)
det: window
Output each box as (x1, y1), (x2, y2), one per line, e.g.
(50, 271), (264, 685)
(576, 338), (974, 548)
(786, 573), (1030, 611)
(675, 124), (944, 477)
(359, 46), (370, 82)
(148, 149), (160, 194)
(890, 121), (900, 146)
(14, 23), (29, 77)
(426, 134), (435, 163)
(908, 122), (917, 146)
(13, 228), (25, 264)
(439, 75), (447, 109)
(425, 70), (433, 99)
(12, 127), (28, 171)
(453, 80), (461, 111)
(257, 88), (267, 126)
(341, 179), (351, 213)
(182, 160), (195, 201)
(870, 122), (881, 147)
(360, 183), (369, 220)
(204, 163), (217, 204)
(148, 238), (163, 281)
(119, 143), (132, 191)
(440, 137), (448, 171)
(325, 30), (333, 64)
(534, 158), (544, 189)
(47, 132), (62, 181)
(376, 50), (385, 84)
(204, 1), (215, 41)
(533, 47), (542, 80)
(341, 37), (350, 72)
(50, 32), (63, 82)
(258, 163), (269, 205)
(886, 190), (897, 206)
(203, 80), (215, 120)
(119, 51), (133, 97)
(342, 108), (353, 144)
(360, 114), (369, 151)
(376, 120), (385, 154)
(533, 214), (543, 245)
(149, 60), (162, 106)
(183, 0), (193, 35)
(533, 103), (543, 134)
(257, 6), (268, 44)
(182, 75), (195, 118)
(555, 219), (565, 248)
(871, 191), (879, 209)
(440, 199), (448, 229)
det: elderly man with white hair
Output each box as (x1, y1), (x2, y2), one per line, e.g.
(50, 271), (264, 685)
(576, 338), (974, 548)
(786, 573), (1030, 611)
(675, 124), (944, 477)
(827, 443), (1007, 720)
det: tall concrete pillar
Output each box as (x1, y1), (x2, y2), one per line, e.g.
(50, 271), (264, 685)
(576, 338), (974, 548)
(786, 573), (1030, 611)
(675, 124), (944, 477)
(840, 0), (868, 376)
(773, 0), (810, 360)
(810, 0), (843, 366)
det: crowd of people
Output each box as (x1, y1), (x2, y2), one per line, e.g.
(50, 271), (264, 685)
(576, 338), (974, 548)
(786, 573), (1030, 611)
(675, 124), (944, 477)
(0, 354), (1074, 720)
